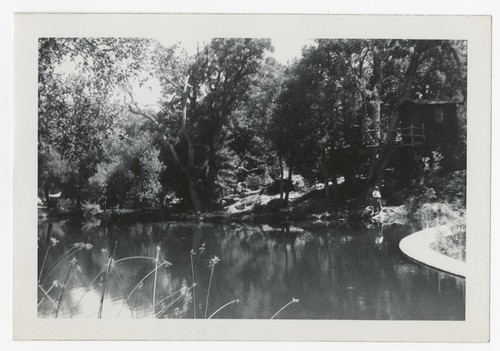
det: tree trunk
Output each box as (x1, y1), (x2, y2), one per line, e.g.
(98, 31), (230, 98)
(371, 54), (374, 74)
(127, 74), (204, 212)
(363, 41), (428, 199)
(330, 166), (338, 200)
(188, 176), (202, 213)
(371, 148), (393, 187)
(322, 150), (330, 202)
(278, 155), (284, 200)
(284, 166), (293, 205)
(43, 185), (51, 210)
(205, 146), (218, 211)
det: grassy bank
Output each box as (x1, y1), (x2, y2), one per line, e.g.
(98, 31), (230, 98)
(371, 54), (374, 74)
(406, 170), (466, 262)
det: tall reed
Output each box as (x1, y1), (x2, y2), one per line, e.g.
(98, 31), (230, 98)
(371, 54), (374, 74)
(114, 270), (135, 318)
(190, 249), (196, 318)
(152, 245), (160, 318)
(204, 255), (220, 319)
(156, 284), (194, 318)
(208, 299), (240, 319)
(41, 242), (92, 285)
(115, 258), (171, 318)
(54, 258), (80, 318)
(37, 282), (58, 308)
(97, 241), (117, 319)
(190, 243), (205, 318)
(270, 298), (299, 319)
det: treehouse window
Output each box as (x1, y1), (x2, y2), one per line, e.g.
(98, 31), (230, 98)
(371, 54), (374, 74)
(434, 109), (444, 124)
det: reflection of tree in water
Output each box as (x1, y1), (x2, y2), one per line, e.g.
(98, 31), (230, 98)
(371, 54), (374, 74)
(37, 219), (465, 319)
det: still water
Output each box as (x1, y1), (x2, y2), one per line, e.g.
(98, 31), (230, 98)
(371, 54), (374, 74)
(37, 219), (465, 320)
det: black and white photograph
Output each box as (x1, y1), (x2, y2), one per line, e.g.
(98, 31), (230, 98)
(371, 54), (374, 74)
(11, 14), (491, 341)
(36, 35), (468, 321)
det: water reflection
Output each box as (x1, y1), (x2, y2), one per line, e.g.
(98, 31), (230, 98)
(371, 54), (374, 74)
(37, 219), (465, 320)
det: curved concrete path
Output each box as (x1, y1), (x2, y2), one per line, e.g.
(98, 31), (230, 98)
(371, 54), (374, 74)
(399, 226), (466, 278)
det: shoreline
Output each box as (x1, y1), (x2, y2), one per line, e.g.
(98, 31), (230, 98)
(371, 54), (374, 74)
(399, 226), (466, 278)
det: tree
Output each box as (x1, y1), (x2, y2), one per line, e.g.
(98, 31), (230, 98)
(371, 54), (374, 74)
(89, 124), (164, 209)
(38, 38), (155, 207)
(227, 57), (285, 192)
(270, 62), (318, 203)
(128, 38), (273, 211)
(364, 40), (467, 196)
(271, 39), (466, 207)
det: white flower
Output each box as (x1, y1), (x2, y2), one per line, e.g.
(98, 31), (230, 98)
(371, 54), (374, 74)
(50, 237), (59, 247)
(209, 255), (221, 268)
(74, 242), (93, 250)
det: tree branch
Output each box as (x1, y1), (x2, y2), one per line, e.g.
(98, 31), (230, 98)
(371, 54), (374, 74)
(128, 103), (160, 127)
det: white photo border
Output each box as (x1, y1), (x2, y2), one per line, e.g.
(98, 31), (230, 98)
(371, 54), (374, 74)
(12, 13), (491, 341)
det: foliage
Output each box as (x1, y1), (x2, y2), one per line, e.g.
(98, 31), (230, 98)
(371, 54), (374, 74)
(38, 37), (467, 212)
(82, 203), (102, 219)
(270, 39), (466, 203)
(430, 222), (466, 262)
(89, 125), (165, 209)
(38, 38), (154, 206)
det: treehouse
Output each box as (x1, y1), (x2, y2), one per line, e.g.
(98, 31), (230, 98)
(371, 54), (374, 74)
(362, 99), (460, 148)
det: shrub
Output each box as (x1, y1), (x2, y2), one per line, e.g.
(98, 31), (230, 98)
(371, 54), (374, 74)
(82, 203), (102, 219)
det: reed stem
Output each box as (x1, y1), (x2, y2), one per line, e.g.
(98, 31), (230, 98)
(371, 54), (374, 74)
(38, 245), (51, 283)
(190, 252), (196, 318)
(270, 298), (299, 320)
(204, 265), (215, 319)
(115, 260), (170, 318)
(114, 269), (135, 318)
(208, 299), (240, 319)
(152, 246), (160, 318)
(156, 285), (194, 318)
(97, 241), (117, 319)
(54, 265), (73, 318)
(41, 247), (80, 285)
(37, 283), (57, 309)
(154, 286), (185, 307)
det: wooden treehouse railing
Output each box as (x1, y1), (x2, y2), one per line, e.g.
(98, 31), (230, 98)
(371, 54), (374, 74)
(362, 125), (425, 147)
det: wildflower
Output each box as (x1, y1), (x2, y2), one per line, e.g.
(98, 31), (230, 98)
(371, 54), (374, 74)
(137, 281), (144, 290)
(50, 237), (59, 247)
(52, 280), (60, 288)
(74, 242), (92, 250)
(70, 257), (77, 265)
(199, 243), (206, 253)
(209, 255), (220, 268)
(190, 249), (195, 255)
(292, 298), (299, 303)
(75, 265), (82, 273)
(101, 248), (108, 254)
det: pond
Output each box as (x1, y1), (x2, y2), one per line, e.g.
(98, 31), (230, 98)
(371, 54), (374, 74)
(37, 218), (465, 320)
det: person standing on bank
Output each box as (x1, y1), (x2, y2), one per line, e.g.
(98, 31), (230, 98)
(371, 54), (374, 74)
(372, 186), (382, 214)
